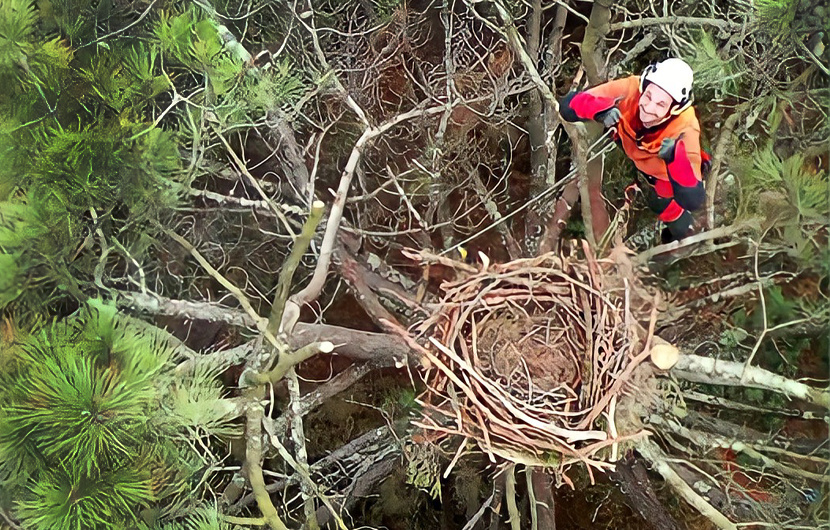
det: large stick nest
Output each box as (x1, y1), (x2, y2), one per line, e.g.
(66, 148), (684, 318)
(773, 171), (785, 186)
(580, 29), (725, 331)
(409, 245), (659, 478)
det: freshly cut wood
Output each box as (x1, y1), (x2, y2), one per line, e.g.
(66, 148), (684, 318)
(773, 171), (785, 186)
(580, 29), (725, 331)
(650, 343), (680, 370)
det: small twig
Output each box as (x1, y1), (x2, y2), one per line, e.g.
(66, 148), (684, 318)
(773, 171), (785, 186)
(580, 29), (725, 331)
(165, 229), (278, 347)
(212, 125), (297, 238)
(262, 420), (350, 530)
(462, 490), (496, 530)
(222, 515), (267, 526)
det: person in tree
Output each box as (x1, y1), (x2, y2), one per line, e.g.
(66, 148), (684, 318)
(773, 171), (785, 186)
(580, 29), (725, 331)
(559, 58), (710, 243)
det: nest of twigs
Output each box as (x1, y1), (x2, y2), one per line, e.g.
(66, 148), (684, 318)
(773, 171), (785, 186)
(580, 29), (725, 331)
(408, 245), (659, 480)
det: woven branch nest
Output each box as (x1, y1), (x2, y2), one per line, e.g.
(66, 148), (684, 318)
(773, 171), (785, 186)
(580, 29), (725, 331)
(409, 245), (659, 479)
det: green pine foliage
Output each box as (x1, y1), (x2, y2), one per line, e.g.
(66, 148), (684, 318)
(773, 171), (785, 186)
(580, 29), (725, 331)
(0, 301), (241, 529)
(686, 31), (746, 100)
(154, 8), (303, 119)
(733, 143), (829, 267)
(0, 2), (185, 314)
(0, 0), (37, 70)
(143, 505), (235, 530)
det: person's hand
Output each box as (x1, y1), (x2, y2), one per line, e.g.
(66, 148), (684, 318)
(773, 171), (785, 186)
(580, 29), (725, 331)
(594, 107), (621, 128)
(658, 137), (677, 162)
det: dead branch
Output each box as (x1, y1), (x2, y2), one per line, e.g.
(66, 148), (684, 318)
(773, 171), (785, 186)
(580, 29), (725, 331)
(230, 426), (397, 513)
(528, 467), (556, 530)
(164, 229), (279, 348)
(705, 104), (749, 229)
(245, 399), (290, 530)
(336, 247), (404, 331)
(634, 218), (762, 264)
(287, 369), (318, 529)
(269, 358), (400, 437)
(609, 16), (745, 32)
(115, 291), (416, 365)
(282, 103), (466, 334)
(581, 0), (615, 86)
(638, 439), (738, 530)
(610, 452), (681, 530)
(505, 465), (521, 530)
(672, 354), (830, 409)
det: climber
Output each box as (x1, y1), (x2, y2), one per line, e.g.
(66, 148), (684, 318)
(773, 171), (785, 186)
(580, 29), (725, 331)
(559, 58), (710, 243)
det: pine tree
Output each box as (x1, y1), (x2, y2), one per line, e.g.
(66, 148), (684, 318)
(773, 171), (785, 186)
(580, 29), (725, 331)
(0, 301), (240, 529)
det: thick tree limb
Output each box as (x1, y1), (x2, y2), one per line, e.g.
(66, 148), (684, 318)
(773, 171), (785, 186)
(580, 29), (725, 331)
(528, 468), (556, 530)
(486, 1), (607, 249)
(581, 0), (615, 86)
(610, 17), (744, 32)
(505, 465), (521, 530)
(610, 453), (681, 530)
(337, 248), (403, 331)
(705, 105), (749, 229)
(245, 399), (290, 530)
(308, 454), (399, 529)
(634, 218), (761, 264)
(673, 354), (830, 409)
(115, 291), (416, 366)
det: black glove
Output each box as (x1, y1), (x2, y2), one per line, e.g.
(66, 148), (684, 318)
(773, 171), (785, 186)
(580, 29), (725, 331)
(658, 137), (676, 162)
(594, 107), (621, 128)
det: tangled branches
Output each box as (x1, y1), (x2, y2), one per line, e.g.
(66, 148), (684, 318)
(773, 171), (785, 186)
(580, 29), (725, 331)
(409, 245), (656, 482)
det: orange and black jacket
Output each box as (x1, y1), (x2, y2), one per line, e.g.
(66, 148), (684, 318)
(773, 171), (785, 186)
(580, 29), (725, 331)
(560, 76), (707, 223)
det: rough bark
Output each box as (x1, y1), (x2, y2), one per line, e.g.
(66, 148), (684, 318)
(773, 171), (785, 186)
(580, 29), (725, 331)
(580, 0), (615, 86)
(610, 453), (681, 530)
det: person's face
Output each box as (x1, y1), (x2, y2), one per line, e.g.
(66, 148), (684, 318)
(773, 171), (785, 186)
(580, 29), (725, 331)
(638, 83), (674, 126)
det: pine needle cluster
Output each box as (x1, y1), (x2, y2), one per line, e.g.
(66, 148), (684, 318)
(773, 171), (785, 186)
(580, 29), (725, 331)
(0, 301), (241, 529)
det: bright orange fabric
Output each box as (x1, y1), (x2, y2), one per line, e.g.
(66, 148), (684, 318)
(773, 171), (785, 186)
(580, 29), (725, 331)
(584, 76), (703, 182)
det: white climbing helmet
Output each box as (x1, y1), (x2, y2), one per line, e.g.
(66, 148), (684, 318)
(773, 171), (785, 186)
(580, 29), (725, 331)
(640, 58), (694, 114)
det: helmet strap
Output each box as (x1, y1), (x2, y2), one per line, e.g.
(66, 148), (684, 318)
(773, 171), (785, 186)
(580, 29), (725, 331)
(669, 94), (693, 116)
